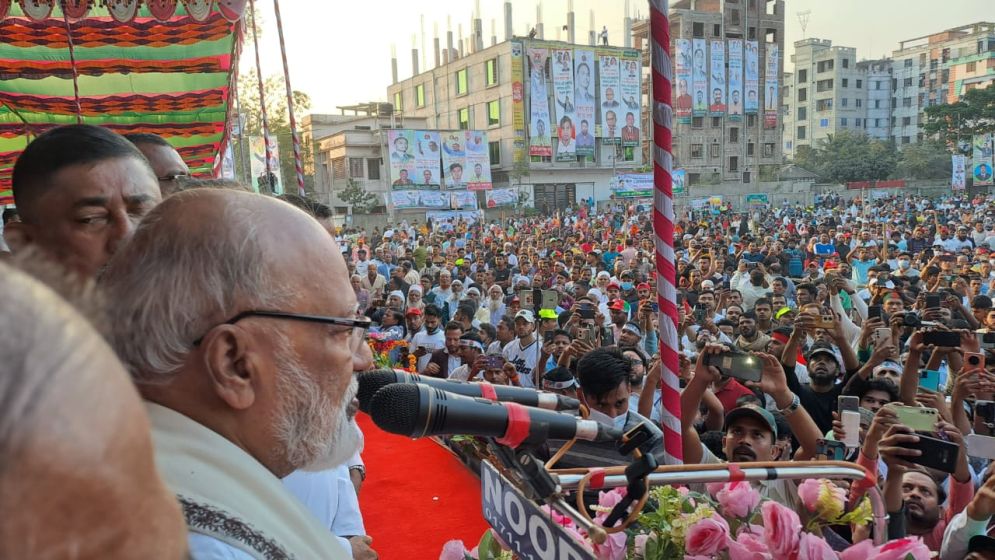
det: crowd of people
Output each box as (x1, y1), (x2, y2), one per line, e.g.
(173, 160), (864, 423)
(6, 122), (995, 559)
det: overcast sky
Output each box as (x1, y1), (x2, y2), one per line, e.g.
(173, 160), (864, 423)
(243, 0), (993, 114)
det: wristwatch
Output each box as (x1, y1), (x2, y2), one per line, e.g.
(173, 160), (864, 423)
(349, 465), (366, 482)
(777, 393), (801, 416)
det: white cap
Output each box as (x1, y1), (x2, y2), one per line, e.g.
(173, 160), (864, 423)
(514, 309), (536, 323)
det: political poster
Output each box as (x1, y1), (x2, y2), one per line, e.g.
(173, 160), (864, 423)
(221, 143), (235, 180)
(412, 130), (441, 189)
(485, 188), (519, 208)
(441, 131), (468, 190)
(673, 168), (687, 195)
(391, 189), (449, 210)
(427, 210), (482, 229)
(510, 41), (527, 164)
(551, 48), (577, 162)
(727, 39), (743, 121)
(952, 154), (967, 191)
(387, 130), (420, 190)
(598, 53), (621, 142)
(573, 49), (597, 157)
(391, 190), (420, 209)
(746, 193), (769, 209)
(764, 44), (779, 129)
(418, 190), (449, 208)
(675, 39), (693, 122)
(464, 130), (492, 190)
(744, 41), (759, 114)
(248, 135), (283, 195)
(973, 133), (994, 187)
(527, 48), (552, 157)
(709, 40), (726, 117)
(451, 190), (478, 209)
(691, 38), (707, 117)
(610, 173), (653, 198)
(619, 54), (641, 147)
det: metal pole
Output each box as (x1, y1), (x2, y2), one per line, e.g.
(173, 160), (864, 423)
(248, 0), (272, 192)
(60, 1), (82, 124)
(272, 0), (305, 197)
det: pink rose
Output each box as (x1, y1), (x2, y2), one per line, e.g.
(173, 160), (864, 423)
(798, 479), (846, 519)
(797, 533), (838, 560)
(873, 537), (931, 560)
(439, 540), (470, 560)
(761, 501), (802, 557)
(593, 530), (628, 560)
(717, 481), (762, 518)
(839, 539), (875, 560)
(728, 531), (773, 560)
(597, 487), (627, 511)
(706, 481), (725, 497)
(797, 479), (822, 512)
(634, 534), (650, 558)
(686, 516), (731, 556)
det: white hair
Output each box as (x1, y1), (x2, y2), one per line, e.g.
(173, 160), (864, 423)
(101, 197), (294, 384)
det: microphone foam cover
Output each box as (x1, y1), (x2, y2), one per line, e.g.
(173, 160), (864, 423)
(356, 369), (399, 413)
(369, 383), (423, 436)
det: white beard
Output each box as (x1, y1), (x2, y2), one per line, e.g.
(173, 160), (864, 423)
(488, 298), (503, 312)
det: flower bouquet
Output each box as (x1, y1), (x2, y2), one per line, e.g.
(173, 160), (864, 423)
(366, 331), (416, 372)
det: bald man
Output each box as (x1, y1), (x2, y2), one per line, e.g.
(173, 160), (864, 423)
(125, 132), (190, 197)
(0, 262), (186, 558)
(101, 189), (371, 559)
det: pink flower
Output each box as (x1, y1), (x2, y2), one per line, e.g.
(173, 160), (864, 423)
(728, 532), (772, 560)
(839, 539), (875, 560)
(873, 537), (931, 560)
(797, 479), (822, 512)
(592, 530), (628, 560)
(597, 487), (627, 511)
(686, 516), (731, 556)
(439, 540), (470, 560)
(634, 534), (650, 558)
(761, 501), (802, 557)
(798, 479), (846, 519)
(717, 481), (762, 518)
(706, 481), (725, 497)
(797, 533), (838, 560)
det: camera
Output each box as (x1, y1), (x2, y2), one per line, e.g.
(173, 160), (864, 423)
(903, 312), (922, 328)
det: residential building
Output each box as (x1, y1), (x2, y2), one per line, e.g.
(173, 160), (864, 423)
(858, 59), (893, 141)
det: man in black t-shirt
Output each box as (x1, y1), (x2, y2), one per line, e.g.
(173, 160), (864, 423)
(492, 253), (511, 290)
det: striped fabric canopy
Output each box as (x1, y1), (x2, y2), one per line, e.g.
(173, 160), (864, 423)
(0, 0), (245, 204)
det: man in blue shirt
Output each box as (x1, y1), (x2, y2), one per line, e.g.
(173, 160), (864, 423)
(846, 246), (879, 287)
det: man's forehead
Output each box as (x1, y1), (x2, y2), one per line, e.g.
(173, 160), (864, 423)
(39, 156), (160, 209)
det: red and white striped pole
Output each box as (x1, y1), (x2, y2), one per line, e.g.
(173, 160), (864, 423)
(649, 0), (683, 465)
(248, 0), (272, 187)
(272, 0), (306, 197)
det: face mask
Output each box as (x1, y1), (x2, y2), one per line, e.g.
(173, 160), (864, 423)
(898, 260), (910, 269)
(587, 408), (628, 429)
(621, 282), (633, 291)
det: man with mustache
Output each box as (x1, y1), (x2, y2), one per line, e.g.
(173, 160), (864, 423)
(681, 344), (821, 509)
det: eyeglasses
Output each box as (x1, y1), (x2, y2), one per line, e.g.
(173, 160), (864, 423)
(192, 310), (372, 353)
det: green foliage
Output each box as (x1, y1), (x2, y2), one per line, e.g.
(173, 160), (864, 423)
(893, 139), (952, 180)
(923, 83), (995, 146)
(338, 179), (378, 213)
(793, 131), (897, 183)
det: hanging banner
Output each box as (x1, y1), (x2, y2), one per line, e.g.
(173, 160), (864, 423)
(413, 130), (442, 189)
(764, 43), (779, 129)
(745, 40), (759, 114)
(552, 48), (577, 162)
(610, 173), (653, 198)
(427, 210), (482, 229)
(673, 168), (687, 195)
(675, 38), (693, 123)
(451, 190), (478, 209)
(619, 53), (641, 147)
(952, 154), (967, 191)
(973, 133), (994, 187)
(598, 53), (621, 142)
(464, 130), (493, 190)
(573, 49), (597, 157)
(528, 48), (552, 157)
(248, 135), (283, 195)
(709, 40), (726, 117)
(510, 41), (527, 164)
(692, 38), (707, 117)
(485, 188), (519, 208)
(392, 190), (449, 209)
(387, 130), (420, 190)
(441, 132), (468, 190)
(727, 39), (743, 121)
(745, 193), (769, 209)
(221, 143), (235, 179)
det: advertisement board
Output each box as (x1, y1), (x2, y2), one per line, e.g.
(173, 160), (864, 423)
(764, 43), (779, 129)
(598, 53), (621, 141)
(692, 38), (707, 116)
(610, 172), (653, 198)
(485, 188), (519, 208)
(510, 41), (527, 163)
(573, 49), (597, 157)
(727, 39), (743, 121)
(551, 48), (577, 161)
(619, 53), (641, 147)
(973, 133), (993, 187)
(464, 130), (492, 190)
(675, 38), (692, 122)
(528, 48), (552, 157)
(441, 132), (468, 190)
(744, 41), (759, 114)
(248, 134), (283, 195)
(709, 40), (726, 116)
(952, 154), (967, 191)
(673, 168), (686, 195)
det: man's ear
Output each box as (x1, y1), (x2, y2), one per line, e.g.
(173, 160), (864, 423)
(202, 326), (259, 410)
(3, 221), (33, 252)
(770, 439), (784, 461)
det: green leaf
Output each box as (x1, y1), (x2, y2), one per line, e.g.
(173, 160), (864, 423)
(476, 530), (502, 560)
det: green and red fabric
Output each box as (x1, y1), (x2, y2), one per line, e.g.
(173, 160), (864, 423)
(0, 1), (245, 204)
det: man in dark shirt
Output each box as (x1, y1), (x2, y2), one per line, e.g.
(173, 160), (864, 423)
(492, 253), (511, 290)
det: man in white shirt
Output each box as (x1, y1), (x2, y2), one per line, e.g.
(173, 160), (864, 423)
(354, 248), (371, 277)
(410, 305), (446, 371)
(361, 265), (387, 300)
(502, 310), (541, 387)
(448, 333), (486, 382)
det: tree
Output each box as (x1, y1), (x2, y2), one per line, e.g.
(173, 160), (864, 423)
(792, 131), (897, 184)
(338, 179), (379, 214)
(893, 139), (951, 180)
(923, 83), (995, 146)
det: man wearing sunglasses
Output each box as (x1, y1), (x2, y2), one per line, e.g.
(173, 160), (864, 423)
(101, 189), (370, 559)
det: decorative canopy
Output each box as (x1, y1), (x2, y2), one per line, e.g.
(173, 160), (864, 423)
(0, 0), (246, 204)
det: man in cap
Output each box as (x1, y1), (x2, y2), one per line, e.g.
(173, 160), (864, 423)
(542, 366), (579, 400)
(404, 307), (424, 339)
(502, 310), (541, 387)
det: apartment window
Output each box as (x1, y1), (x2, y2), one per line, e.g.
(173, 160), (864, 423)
(692, 22), (704, 38)
(817, 60), (834, 72)
(855, 118), (862, 127)
(875, 81), (881, 90)
(486, 58), (499, 86)
(902, 116), (911, 126)
(747, 114), (756, 127)
(797, 69), (807, 82)
(902, 136), (911, 144)
(331, 156), (346, 179)
(488, 141), (501, 164)
(689, 172), (701, 184)
(729, 156), (739, 171)
(902, 97), (912, 107)
(797, 126), (806, 140)
(797, 88), (807, 102)
(487, 100), (500, 126)
(842, 78), (848, 88)
(367, 158), (380, 180)
(873, 99), (881, 108)
(749, 0), (756, 7)
(456, 68), (468, 95)
(692, 116), (704, 129)
(748, 26), (756, 40)
(856, 79), (862, 89)
(713, 24), (721, 36)
(415, 84), (425, 107)
(729, 127), (739, 142)
(348, 157), (364, 178)
(816, 99), (833, 111)
(840, 117), (848, 127)
(855, 98), (862, 108)
(816, 79), (833, 92)
(731, 9), (740, 21)
(842, 58), (849, 68)
(743, 171), (751, 183)
(763, 142), (775, 157)
(747, 142), (755, 156)
(892, 78), (898, 90)
(393, 91), (403, 111)
(904, 59), (913, 68)
(712, 116), (721, 128)
(691, 143), (704, 158)
(709, 143), (720, 158)
(841, 98), (848, 107)
(903, 77), (913, 87)
(458, 107), (470, 129)
(891, 116), (896, 127)
(797, 107), (806, 119)
(892, 96), (897, 107)
(875, 118), (881, 127)
(967, 61), (978, 72)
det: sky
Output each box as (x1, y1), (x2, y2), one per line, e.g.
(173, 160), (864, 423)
(243, 0), (994, 114)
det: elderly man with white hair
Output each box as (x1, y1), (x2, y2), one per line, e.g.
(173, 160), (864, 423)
(100, 189), (374, 559)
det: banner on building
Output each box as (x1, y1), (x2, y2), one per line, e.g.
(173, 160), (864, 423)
(427, 210), (482, 229)
(510, 41), (527, 163)
(598, 53), (621, 142)
(387, 130), (419, 190)
(619, 53), (641, 147)
(610, 173), (653, 198)
(746, 193), (769, 209)
(221, 143), (235, 179)
(441, 132), (467, 190)
(727, 39), (743, 121)
(709, 40), (726, 117)
(673, 168), (687, 195)
(391, 190), (449, 210)
(413, 130), (442, 188)
(692, 38), (707, 116)
(485, 188), (519, 208)
(451, 190), (478, 209)
(574, 49), (597, 157)
(552, 48), (577, 162)
(464, 130), (492, 190)
(248, 135), (283, 195)
(675, 38), (692, 123)
(764, 43), (779, 129)
(744, 40), (759, 114)
(952, 154), (967, 191)
(527, 48), (552, 157)
(973, 133), (994, 187)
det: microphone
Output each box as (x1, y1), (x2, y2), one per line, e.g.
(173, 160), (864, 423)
(356, 369), (580, 413)
(368, 383), (622, 448)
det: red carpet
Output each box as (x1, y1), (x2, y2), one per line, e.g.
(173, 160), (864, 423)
(357, 413), (490, 559)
